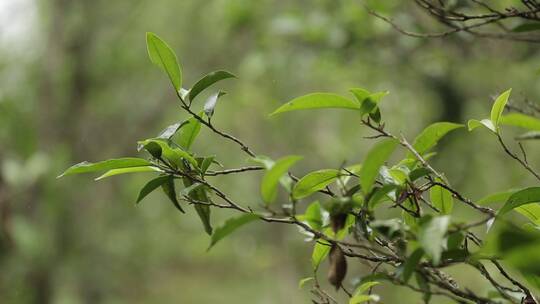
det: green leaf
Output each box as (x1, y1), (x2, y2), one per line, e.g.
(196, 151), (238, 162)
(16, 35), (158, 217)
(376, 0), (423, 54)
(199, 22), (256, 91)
(480, 188), (540, 227)
(312, 240), (331, 270)
(136, 175), (170, 204)
(336, 215), (355, 240)
(418, 215), (450, 265)
(368, 184), (399, 209)
(441, 248), (469, 263)
(500, 113), (540, 131)
(146, 32), (182, 91)
(402, 199), (418, 228)
(352, 281), (380, 296)
(490, 89), (512, 132)
(370, 218), (403, 240)
(415, 272), (431, 304)
(95, 166), (161, 180)
(429, 179), (453, 214)
(253, 156), (295, 191)
(188, 70), (236, 102)
(155, 121), (187, 140)
(208, 213), (259, 250)
(407, 122), (463, 158)
(195, 203), (212, 234)
(524, 274), (540, 292)
(180, 182), (204, 197)
(298, 201), (323, 230)
(369, 107), (382, 123)
(340, 163), (362, 185)
(401, 248), (424, 283)
(349, 295), (373, 304)
(387, 168), (408, 185)
(477, 190), (515, 205)
(499, 187), (540, 216)
(360, 139), (398, 194)
(293, 169), (340, 199)
(359, 91), (389, 115)
(203, 91), (226, 118)
(492, 224), (540, 278)
(138, 139), (198, 169)
(59, 158), (152, 177)
(378, 166), (395, 185)
(251, 155), (275, 169)
(181, 178), (212, 234)
(197, 156), (215, 174)
(350, 88), (389, 116)
(515, 203), (540, 225)
(178, 113), (204, 150)
(467, 119), (496, 133)
(512, 22), (540, 32)
(270, 93), (361, 116)
(409, 167), (431, 181)
(447, 231), (464, 250)
(162, 176), (185, 213)
(495, 223), (540, 255)
(298, 277), (314, 289)
(260, 155), (302, 204)
(179, 88), (189, 100)
(349, 88), (371, 104)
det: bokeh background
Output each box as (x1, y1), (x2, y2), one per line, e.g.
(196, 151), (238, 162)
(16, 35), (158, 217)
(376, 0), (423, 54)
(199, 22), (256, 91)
(0, 0), (539, 303)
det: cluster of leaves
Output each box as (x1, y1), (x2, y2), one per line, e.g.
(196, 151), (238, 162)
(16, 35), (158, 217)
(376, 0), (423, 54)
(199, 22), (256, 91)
(60, 33), (540, 304)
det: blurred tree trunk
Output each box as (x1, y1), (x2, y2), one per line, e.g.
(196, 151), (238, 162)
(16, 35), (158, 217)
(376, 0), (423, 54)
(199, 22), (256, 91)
(425, 73), (465, 124)
(0, 173), (13, 255)
(31, 0), (99, 303)
(38, 0), (96, 156)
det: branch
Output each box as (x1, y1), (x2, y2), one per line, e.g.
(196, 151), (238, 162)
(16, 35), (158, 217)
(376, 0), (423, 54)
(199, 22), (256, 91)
(496, 133), (540, 182)
(181, 104), (256, 157)
(361, 119), (495, 215)
(362, 1), (540, 43)
(205, 166), (264, 176)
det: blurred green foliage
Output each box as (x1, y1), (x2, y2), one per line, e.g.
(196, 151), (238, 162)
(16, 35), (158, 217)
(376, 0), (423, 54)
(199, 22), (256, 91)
(0, 0), (539, 303)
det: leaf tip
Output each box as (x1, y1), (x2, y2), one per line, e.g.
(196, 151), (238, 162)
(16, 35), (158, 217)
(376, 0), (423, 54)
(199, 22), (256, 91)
(467, 119), (477, 132)
(268, 109), (281, 117)
(145, 31), (157, 42)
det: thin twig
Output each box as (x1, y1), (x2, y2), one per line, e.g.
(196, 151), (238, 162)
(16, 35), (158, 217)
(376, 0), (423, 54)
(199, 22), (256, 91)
(205, 166), (264, 176)
(497, 133), (540, 181)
